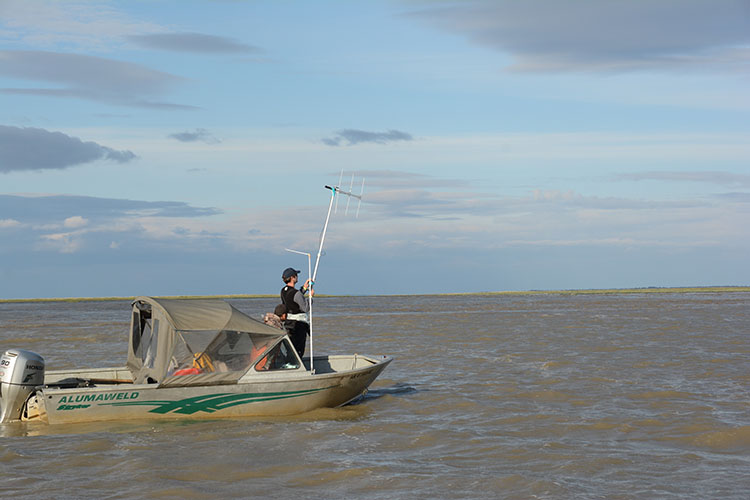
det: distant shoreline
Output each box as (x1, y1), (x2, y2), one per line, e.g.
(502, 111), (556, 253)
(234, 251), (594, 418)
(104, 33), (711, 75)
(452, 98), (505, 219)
(1, 286), (749, 304)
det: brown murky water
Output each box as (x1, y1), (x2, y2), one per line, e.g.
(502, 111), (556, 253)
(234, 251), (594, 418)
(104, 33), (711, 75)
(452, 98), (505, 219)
(1, 293), (749, 499)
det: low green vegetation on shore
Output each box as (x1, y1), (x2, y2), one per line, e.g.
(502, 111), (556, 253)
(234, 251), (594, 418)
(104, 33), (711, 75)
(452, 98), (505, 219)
(467, 286), (750, 296)
(0, 294), (276, 304)
(1, 286), (749, 304)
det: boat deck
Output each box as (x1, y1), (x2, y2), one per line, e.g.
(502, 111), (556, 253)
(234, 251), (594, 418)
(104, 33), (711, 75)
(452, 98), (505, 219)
(44, 367), (134, 385)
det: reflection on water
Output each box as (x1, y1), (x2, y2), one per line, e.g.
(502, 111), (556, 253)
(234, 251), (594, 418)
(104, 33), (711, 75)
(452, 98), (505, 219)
(1, 293), (750, 499)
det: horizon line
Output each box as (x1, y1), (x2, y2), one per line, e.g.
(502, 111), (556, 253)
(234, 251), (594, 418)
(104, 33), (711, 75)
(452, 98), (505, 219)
(1, 286), (749, 304)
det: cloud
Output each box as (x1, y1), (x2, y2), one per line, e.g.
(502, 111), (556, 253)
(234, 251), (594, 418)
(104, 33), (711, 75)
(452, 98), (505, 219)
(0, 50), (192, 108)
(322, 129), (414, 146)
(713, 192), (750, 203)
(366, 188), (469, 218)
(0, 50), (174, 93)
(168, 128), (221, 144)
(63, 216), (88, 228)
(0, 218), (22, 229)
(352, 172), (637, 219)
(311, 170), (482, 218)
(361, 171), (508, 219)
(362, 177), (709, 224)
(0, 194), (223, 254)
(0, 194), (221, 225)
(0, 0), (163, 50)
(38, 231), (83, 253)
(332, 171), (670, 220)
(411, 0), (750, 73)
(357, 186), (743, 258)
(128, 32), (260, 54)
(0, 125), (137, 172)
(353, 170), (471, 189)
(617, 171), (750, 189)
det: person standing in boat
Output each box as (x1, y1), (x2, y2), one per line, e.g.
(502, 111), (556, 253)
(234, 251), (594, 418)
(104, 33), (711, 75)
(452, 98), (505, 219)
(280, 267), (313, 357)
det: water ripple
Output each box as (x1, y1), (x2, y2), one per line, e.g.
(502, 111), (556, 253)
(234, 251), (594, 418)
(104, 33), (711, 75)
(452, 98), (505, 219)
(1, 293), (749, 498)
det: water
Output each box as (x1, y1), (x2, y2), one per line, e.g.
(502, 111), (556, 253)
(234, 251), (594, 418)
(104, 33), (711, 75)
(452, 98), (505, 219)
(1, 293), (749, 499)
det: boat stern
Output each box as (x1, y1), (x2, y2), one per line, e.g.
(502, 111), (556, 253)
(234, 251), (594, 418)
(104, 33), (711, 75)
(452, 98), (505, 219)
(0, 349), (45, 423)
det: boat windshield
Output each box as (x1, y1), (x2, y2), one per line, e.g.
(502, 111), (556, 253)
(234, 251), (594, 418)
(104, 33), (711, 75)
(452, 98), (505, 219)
(253, 339), (300, 372)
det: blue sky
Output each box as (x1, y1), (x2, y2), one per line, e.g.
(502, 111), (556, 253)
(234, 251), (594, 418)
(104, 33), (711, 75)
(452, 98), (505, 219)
(1, 0), (749, 298)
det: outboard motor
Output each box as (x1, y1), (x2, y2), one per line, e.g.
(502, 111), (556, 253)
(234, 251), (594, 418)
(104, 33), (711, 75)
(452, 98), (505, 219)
(0, 349), (45, 423)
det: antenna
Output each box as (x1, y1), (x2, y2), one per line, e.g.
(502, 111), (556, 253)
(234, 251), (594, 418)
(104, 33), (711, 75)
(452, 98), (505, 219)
(334, 170), (343, 214)
(345, 173), (354, 215)
(283, 172), (364, 375)
(313, 173), (364, 283)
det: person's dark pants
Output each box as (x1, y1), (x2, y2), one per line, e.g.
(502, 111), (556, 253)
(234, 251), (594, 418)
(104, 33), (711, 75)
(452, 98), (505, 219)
(286, 321), (309, 358)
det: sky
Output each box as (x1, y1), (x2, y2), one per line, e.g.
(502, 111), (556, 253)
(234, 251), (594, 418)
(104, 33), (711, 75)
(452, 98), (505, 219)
(1, 0), (749, 299)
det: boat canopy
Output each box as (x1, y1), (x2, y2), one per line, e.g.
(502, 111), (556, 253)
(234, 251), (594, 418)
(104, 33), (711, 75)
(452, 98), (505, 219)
(127, 297), (287, 387)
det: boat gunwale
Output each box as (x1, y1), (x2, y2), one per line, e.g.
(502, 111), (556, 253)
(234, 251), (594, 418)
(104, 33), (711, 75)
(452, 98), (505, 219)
(37, 354), (393, 395)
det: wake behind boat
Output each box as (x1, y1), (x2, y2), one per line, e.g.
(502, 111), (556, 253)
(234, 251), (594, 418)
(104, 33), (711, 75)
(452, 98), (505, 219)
(0, 296), (392, 424)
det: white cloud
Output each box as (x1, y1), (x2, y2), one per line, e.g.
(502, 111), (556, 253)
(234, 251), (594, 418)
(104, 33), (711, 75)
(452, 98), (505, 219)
(0, 218), (21, 228)
(2, 173), (748, 278)
(38, 231), (83, 253)
(63, 215), (88, 228)
(95, 181), (747, 259)
(1, 194), (224, 255)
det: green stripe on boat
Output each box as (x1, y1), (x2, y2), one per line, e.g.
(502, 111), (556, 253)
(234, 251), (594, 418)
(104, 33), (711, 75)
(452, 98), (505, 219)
(100, 386), (335, 415)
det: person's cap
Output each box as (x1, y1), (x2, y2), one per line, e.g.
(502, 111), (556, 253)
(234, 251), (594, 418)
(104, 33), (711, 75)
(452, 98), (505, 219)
(274, 304), (288, 316)
(282, 267), (300, 280)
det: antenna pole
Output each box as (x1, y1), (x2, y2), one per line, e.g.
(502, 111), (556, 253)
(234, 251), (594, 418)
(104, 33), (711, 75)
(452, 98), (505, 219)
(312, 186), (336, 283)
(313, 183), (363, 282)
(286, 176), (364, 375)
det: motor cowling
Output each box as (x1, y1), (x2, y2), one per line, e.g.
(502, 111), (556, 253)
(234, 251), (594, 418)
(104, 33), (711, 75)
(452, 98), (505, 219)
(0, 349), (45, 423)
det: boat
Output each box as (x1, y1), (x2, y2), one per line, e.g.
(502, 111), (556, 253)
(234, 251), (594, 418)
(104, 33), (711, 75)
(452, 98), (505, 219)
(0, 296), (392, 424)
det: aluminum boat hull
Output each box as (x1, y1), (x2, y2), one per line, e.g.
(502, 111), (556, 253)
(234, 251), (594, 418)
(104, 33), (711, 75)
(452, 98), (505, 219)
(34, 354), (391, 424)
